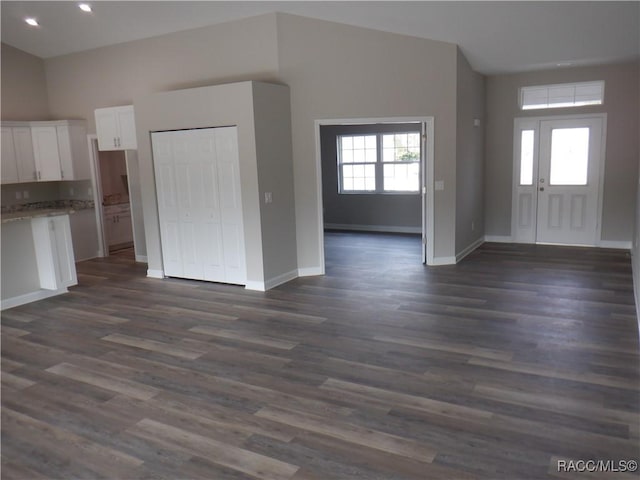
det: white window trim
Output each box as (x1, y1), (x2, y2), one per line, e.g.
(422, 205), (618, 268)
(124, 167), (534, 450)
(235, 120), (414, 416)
(520, 80), (604, 110)
(337, 131), (421, 194)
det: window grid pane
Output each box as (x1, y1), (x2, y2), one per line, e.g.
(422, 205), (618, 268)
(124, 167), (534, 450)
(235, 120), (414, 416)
(383, 162), (420, 192)
(549, 128), (589, 185)
(340, 135), (377, 164)
(338, 132), (420, 193)
(520, 130), (535, 185)
(382, 133), (421, 163)
(341, 163), (376, 192)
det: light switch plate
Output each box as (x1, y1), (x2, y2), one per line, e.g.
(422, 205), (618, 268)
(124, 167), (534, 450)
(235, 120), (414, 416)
(435, 180), (445, 191)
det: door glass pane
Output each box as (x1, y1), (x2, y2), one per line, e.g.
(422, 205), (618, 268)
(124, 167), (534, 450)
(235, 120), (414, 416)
(549, 127), (589, 185)
(520, 130), (534, 185)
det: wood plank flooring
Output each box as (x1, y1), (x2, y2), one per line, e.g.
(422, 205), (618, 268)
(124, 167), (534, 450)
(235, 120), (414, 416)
(2, 232), (639, 479)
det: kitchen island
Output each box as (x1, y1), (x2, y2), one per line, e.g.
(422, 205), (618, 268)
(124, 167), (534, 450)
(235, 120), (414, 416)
(1, 208), (79, 310)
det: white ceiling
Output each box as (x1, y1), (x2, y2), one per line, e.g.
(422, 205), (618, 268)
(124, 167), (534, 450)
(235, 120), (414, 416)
(2, 1), (639, 74)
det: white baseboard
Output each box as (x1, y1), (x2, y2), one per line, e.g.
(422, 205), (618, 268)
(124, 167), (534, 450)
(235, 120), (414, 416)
(430, 256), (456, 266)
(598, 240), (632, 250)
(146, 269), (164, 279)
(264, 269), (298, 290)
(298, 266), (324, 277)
(1, 288), (68, 311)
(244, 281), (266, 292)
(484, 235), (513, 243)
(245, 269), (301, 291)
(135, 255), (148, 263)
(456, 237), (484, 263)
(324, 223), (421, 234)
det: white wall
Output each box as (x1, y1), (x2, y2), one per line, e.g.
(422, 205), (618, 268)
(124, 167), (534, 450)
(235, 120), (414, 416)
(275, 13), (458, 267)
(45, 14), (280, 132)
(39, 12), (461, 272)
(251, 82), (298, 282)
(135, 81), (296, 288)
(1, 43), (50, 121)
(135, 82), (263, 281)
(125, 150), (147, 262)
(455, 48), (485, 255)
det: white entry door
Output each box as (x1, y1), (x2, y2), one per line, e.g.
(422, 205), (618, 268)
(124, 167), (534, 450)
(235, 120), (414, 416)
(152, 127), (246, 285)
(512, 115), (605, 246)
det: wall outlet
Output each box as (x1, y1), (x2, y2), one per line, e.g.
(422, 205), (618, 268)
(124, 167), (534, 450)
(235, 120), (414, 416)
(23, 190), (29, 199)
(15, 191), (22, 200)
(435, 180), (445, 191)
(264, 192), (273, 204)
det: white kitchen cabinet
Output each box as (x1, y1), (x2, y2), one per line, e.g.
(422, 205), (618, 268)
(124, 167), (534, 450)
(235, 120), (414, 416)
(31, 126), (62, 181)
(31, 120), (90, 181)
(1, 127), (19, 184)
(1, 125), (36, 184)
(104, 203), (133, 248)
(31, 214), (78, 290)
(14, 127), (37, 182)
(95, 105), (137, 151)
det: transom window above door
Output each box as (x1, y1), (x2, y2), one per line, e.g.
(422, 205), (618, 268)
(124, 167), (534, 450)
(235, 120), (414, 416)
(337, 132), (421, 194)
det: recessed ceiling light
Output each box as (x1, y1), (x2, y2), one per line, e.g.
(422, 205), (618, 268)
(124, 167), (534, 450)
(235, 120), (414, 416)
(25, 18), (39, 27)
(78, 3), (92, 13)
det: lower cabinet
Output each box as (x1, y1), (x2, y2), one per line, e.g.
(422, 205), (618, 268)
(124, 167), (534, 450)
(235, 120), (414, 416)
(104, 204), (133, 248)
(69, 209), (100, 261)
(31, 215), (78, 290)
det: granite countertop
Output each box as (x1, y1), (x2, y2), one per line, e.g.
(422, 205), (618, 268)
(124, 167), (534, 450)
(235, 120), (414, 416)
(1, 200), (94, 224)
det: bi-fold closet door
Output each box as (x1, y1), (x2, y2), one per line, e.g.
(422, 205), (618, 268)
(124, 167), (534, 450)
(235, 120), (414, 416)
(151, 127), (246, 285)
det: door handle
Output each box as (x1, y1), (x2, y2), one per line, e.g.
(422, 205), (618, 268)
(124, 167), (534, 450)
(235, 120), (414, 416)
(539, 187), (544, 191)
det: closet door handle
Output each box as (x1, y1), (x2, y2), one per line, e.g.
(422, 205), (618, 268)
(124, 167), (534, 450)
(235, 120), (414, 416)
(37, 171), (41, 180)
(114, 137), (117, 147)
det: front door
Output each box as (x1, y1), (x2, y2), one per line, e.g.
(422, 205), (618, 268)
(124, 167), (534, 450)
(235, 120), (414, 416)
(512, 115), (605, 245)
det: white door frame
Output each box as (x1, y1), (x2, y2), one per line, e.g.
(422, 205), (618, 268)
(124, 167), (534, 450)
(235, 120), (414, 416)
(511, 113), (607, 246)
(87, 135), (107, 257)
(313, 116), (435, 271)
(87, 134), (141, 259)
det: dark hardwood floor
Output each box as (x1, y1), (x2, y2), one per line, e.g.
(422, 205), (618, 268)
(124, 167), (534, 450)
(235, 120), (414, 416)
(2, 232), (639, 479)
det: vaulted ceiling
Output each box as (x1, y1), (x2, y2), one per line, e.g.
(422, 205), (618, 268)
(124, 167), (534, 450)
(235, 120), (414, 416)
(2, 1), (638, 74)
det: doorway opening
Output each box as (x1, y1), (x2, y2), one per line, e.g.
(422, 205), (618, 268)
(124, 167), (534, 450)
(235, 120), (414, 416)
(87, 136), (144, 261)
(511, 114), (606, 246)
(314, 116), (435, 272)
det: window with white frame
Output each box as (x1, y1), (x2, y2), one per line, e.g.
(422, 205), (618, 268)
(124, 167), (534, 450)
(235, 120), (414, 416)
(338, 132), (421, 193)
(519, 81), (604, 110)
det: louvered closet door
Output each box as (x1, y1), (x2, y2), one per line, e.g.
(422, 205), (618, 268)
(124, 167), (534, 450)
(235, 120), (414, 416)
(151, 127), (245, 285)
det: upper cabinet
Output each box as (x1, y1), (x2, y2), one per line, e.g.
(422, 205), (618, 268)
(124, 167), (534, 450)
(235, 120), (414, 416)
(2, 124), (37, 184)
(1, 120), (90, 184)
(15, 127), (37, 182)
(1, 127), (20, 183)
(95, 105), (137, 151)
(31, 121), (90, 181)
